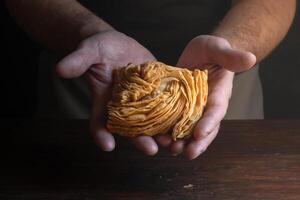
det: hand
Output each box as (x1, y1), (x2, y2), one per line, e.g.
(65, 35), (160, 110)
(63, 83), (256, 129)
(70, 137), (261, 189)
(56, 30), (159, 155)
(155, 35), (256, 159)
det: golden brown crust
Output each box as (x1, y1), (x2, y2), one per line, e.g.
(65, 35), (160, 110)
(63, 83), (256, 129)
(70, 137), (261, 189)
(106, 61), (208, 140)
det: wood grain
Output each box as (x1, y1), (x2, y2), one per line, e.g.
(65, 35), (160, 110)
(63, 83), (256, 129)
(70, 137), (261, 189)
(0, 120), (299, 200)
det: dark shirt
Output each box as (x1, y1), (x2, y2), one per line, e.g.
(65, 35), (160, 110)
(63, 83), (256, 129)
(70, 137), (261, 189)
(38, 0), (263, 119)
(79, 0), (231, 64)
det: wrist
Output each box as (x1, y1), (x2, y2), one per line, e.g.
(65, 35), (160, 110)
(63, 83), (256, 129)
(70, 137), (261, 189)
(211, 31), (243, 51)
(79, 17), (114, 40)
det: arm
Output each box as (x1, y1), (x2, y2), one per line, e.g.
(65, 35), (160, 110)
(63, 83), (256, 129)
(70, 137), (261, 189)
(213, 0), (296, 64)
(174, 0), (296, 159)
(5, 0), (159, 156)
(5, 0), (113, 54)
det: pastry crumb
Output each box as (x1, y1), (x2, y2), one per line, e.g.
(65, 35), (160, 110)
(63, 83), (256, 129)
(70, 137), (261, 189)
(183, 184), (194, 189)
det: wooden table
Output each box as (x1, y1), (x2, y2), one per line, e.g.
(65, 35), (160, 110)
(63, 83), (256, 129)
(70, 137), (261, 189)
(0, 120), (300, 200)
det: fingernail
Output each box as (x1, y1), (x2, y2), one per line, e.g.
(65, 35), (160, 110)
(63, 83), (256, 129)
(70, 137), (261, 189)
(189, 152), (201, 160)
(188, 147), (205, 160)
(188, 154), (197, 160)
(102, 144), (114, 152)
(145, 146), (158, 156)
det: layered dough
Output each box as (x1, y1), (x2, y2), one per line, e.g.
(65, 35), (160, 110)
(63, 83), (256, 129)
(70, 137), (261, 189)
(107, 61), (208, 140)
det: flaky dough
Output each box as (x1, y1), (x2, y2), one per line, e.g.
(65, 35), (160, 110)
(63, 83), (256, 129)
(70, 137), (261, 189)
(107, 61), (208, 140)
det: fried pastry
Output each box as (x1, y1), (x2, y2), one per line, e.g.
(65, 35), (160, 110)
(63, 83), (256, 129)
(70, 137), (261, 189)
(107, 61), (208, 140)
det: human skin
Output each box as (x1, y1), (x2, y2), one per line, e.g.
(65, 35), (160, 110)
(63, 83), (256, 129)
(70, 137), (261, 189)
(167, 0), (296, 159)
(6, 0), (296, 159)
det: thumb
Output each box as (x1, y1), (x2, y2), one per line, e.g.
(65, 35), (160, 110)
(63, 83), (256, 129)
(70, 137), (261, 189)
(208, 42), (256, 72)
(56, 49), (98, 78)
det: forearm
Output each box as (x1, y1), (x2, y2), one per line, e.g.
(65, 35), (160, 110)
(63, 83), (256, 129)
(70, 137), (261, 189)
(213, 0), (296, 63)
(5, 0), (114, 54)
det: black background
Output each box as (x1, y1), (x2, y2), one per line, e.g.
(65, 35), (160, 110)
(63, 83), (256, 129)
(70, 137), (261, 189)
(1, 2), (40, 117)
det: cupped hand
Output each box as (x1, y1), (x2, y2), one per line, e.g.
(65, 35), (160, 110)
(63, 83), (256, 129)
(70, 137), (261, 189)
(156, 35), (256, 159)
(56, 30), (159, 155)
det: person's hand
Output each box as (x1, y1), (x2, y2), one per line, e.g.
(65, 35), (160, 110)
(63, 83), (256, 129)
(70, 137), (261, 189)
(56, 30), (159, 155)
(155, 35), (256, 159)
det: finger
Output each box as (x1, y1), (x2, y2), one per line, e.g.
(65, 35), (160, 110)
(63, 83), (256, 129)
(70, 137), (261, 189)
(206, 37), (256, 72)
(177, 35), (256, 72)
(170, 140), (186, 156)
(155, 134), (172, 147)
(131, 136), (158, 156)
(92, 127), (115, 152)
(56, 48), (98, 78)
(193, 97), (227, 140)
(193, 70), (232, 140)
(90, 77), (116, 151)
(90, 101), (116, 152)
(185, 125), (220, 160)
